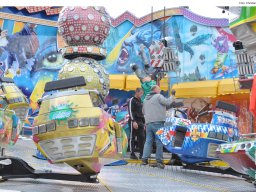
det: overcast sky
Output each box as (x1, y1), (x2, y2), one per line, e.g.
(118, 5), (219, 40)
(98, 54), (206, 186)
(1, 0), (240, 20)
(105, 5), (230, 19)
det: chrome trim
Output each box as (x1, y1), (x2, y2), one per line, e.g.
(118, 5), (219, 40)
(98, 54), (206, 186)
(42, 89), (89, 101)
(38, 135), (96, 161)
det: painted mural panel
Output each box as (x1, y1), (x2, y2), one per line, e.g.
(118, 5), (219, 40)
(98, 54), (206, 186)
(103, 16), (237, 82)
(0, 19), (64, 118)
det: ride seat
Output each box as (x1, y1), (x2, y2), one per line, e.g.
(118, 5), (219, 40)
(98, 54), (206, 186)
(173, 126), (187, 147)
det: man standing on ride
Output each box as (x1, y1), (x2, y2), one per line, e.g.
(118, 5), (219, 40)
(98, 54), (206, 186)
(142, 85), (175, 169)
(128, 88), (145, 160)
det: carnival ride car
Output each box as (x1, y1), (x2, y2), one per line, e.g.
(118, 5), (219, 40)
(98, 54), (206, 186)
(0, 77), (29, 149)
(33, 76), (128, 175)
(0, 76), (127, 183)
(156, 100), (239, 164)
(216, 133), (256, 182)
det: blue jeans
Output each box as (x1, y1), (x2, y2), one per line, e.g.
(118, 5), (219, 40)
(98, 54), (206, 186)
(142, 122), (164, 163)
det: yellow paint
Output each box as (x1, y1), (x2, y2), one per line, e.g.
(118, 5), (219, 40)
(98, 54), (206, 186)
(98, 178), (112, 192)
(4, 72), (14, 79)
(200, 132), (208, 138)
(172, 78), (250, 99)
(57, 32), (67, 49)
(191, 128), (201, 142)
(24, 118), (31, 125)
(106, 27), (133, 64)
(250, 22), (256, 33)
(230, 15), (256, 29)
(109, 74), (126, 90)
(125, 159), (230, 167)
(34, 90), (125, 174)
(12, 21), (24, 33)
(0, 19), (3, 28)
(30, 76), (54, 110)
(210, 160), (230, 168)
(126, 159), (170, 164)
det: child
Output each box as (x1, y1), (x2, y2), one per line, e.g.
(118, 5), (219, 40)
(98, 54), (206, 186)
(130, 63), (158, 102)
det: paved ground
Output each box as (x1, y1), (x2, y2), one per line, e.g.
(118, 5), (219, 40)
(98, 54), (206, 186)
(0, 138), (254, 192)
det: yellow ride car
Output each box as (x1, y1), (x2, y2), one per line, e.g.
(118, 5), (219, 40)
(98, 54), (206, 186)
(33, 76), (128, 175)
(0, 77), (29, 148)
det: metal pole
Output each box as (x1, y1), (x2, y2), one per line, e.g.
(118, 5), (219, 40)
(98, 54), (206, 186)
(151, 6), (153, 44)
(163, 6), (166, 38)
(163, 6), (171, 96)
(168, 73), (171, 97)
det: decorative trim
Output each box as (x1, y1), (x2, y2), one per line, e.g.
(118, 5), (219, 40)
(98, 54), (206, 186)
(110, 8), (182, 27)
(15, 6), (61, 15)
(230, 15), (256, 29)
(110, 8), (229, 27)
(62, 45), (106, 60)
(0, 12), (57, 27)
(0, 7), (229, 28)
(181, 8), (229, 27)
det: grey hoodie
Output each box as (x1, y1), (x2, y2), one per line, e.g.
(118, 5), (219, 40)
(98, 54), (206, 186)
(143, 92), (175, 124)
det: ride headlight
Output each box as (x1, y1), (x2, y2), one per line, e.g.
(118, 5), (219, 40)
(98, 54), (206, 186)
(68, 119), (78, 128)
(13, 107), (29, 121)
(8, 99), (14, 104)
(32, 126), (39, 135)
(79, 118), (90, 127)
(246, 143), (252, 149)
(46, 122), (56, 132)
(39, 124), (46, 134)
(90, 117), (100, 126)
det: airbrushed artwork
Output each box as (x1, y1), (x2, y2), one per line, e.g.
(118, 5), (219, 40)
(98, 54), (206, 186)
(103, 16), (237, 82)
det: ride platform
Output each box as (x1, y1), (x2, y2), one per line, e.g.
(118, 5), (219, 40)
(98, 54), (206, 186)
(0, 138), (255, 192)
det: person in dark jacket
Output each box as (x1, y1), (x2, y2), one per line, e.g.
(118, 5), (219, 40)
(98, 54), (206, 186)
(128, 88), (145, 159)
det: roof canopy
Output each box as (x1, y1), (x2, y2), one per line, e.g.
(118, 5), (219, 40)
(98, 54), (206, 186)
(109, 74), (168, 91)
(172, 78), (250, 98)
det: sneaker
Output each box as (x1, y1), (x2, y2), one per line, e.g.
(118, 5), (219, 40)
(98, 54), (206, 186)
(141, 159), (148, 165)
(139, 154), (143, 159)
(130, 63), (138, 71)
(157, 162), (165, 169)
(130, 153), (138, 160)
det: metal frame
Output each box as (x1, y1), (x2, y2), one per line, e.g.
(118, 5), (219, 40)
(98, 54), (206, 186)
(0, 156), (99, 183)
(183, 164), (251, 181)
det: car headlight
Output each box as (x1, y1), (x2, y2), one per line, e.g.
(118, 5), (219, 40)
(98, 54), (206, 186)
(13, 107), (29, 121)
(8, 99), (14, 104)
(68, 119), (78, 128)
(46, 122), (56, 132)
(246, 143), (252, 149)
(39, 124), (46, 134)
(90, 117), (100, 126)
(240, 143), (245, 149)
(32, 126), (39, 135)
(79, 118), (90, 127)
